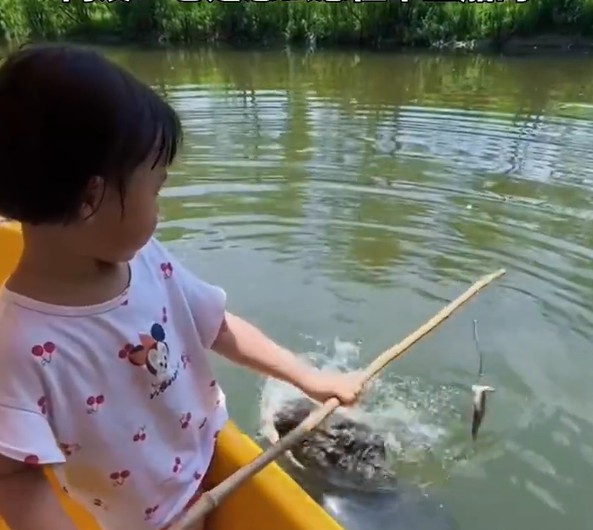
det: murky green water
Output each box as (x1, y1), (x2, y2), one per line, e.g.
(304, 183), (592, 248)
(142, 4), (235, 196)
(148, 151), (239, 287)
(87, 47), (593, 529)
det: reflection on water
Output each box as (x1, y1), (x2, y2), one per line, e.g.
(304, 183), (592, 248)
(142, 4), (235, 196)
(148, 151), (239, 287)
(72, 46), (593, 530)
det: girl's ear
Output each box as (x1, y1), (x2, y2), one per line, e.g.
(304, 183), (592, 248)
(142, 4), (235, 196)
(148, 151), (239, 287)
(79, 175), (106, 221)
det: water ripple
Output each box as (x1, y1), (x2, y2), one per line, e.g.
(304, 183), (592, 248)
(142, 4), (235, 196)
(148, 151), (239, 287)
(116, 48), (593, 530)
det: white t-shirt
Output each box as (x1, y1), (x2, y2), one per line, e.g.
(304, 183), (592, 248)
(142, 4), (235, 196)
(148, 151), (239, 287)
(0, 237), (229, 530)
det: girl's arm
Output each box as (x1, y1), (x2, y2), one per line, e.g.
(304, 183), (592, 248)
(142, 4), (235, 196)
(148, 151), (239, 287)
(211, 312), (314, 388)
(211, 312), (364, 405)
(0, 455), (77, 530)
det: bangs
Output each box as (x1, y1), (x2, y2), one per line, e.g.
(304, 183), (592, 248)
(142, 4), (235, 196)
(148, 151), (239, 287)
(151, 102), (182, 170)
(103, 73), (183, 179)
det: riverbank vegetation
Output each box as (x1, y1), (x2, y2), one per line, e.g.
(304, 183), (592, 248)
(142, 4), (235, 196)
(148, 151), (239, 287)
(1, 0), (593, 50)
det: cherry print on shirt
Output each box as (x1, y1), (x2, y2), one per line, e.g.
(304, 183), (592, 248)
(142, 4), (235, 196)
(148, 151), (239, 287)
(198, 417), (207, 429)
(133, 426), (147, 442)
(37, 396), (48, 415)
(180, 412), (192, 429)
(193, 470), (202, 481)
(31, 342), (56, 366)
(162, 306), (168, 324)
(118, 343), (135, 360)
(160, 262), (173, 279)
(24, 454), (39, 466)
(59, 442), (81, 457)
(172, 457), (182, 474)
(86, 395), (105, 414)
(94, 499), (109, 511)
(144, 505), (159, 521)
(181, 354), (190, 370)
(127, 323), (180, 399)
(110, 469), (131, 486)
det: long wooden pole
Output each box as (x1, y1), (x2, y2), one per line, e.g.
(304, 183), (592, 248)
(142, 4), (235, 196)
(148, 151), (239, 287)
(171, 268), (506, 530)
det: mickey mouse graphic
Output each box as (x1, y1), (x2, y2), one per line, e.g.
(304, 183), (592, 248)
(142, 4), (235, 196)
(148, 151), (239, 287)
(127, 323), (180, 398)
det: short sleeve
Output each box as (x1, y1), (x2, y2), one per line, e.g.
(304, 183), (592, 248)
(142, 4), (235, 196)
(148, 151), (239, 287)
(145, 238), (227, 350)
(0, 404), (65, 466)
(174, 262), (227, 350)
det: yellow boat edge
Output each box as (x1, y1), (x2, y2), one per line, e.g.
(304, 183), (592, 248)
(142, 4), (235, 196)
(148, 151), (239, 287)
(0, 221), (344, 530)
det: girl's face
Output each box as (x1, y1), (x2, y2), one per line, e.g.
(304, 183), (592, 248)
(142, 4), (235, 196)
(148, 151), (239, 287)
(79, 154), (168, 264)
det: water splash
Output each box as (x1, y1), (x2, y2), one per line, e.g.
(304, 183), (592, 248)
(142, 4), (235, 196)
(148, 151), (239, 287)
(258, 336), (482, 488)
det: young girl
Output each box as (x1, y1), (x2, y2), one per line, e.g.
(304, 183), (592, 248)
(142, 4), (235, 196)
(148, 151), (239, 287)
(0, 44), (364, 530)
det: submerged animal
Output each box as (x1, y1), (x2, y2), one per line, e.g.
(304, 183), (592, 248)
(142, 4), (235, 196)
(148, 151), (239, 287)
(272, 396), (394, 490)
(269, 397), (459, 530)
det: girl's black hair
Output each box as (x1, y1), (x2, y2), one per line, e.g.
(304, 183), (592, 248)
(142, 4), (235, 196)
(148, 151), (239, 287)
(0, 43), (182, 224)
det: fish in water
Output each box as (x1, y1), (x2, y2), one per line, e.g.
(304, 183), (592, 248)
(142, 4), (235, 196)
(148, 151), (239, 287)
(471, 384), (495, 441)
(470, 319), (495, 441)
(269, 396), (459, 530)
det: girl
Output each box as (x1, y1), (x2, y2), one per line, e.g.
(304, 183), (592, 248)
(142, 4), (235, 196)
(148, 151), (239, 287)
(0, 44), (364, 530)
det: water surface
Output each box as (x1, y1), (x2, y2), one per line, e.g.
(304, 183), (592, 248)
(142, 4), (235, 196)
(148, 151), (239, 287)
(100, 47), (593, 530)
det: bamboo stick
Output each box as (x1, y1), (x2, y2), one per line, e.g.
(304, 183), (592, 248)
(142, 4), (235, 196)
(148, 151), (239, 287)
(171, 268), (506, 530)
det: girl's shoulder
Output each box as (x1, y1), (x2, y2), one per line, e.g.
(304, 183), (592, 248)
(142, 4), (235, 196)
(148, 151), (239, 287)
(133, 236), (176, 277)
(132, 237), (201, 289)
(133, 237), (227, 352)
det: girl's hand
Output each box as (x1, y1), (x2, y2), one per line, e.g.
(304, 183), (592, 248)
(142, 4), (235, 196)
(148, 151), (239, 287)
(297, 369), (367, 406)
